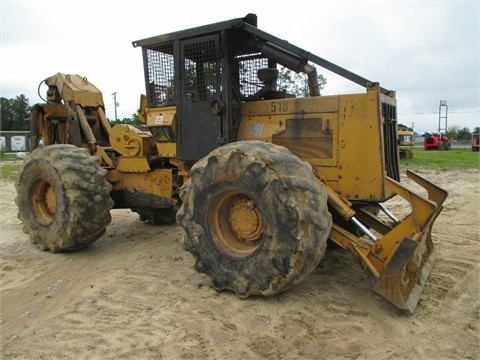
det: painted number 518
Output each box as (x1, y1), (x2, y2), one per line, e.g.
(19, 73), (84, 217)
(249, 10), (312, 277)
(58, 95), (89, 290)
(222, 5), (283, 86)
(270, 101), (288, 113)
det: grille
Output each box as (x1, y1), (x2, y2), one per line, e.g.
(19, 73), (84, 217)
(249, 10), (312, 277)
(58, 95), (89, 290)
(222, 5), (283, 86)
(181, 39), (220, 102)
(234, 53), (269, 98)
(382, 102), (400, 181)
(146, 43), (175, 107)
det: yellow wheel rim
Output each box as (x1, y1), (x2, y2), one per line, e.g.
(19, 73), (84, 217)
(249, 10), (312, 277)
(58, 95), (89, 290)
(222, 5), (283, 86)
(208, 191), (264, 258)
(30, 179), (56, 226)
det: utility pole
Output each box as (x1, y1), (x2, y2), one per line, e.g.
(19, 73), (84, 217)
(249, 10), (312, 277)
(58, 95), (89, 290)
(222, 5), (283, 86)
(112, 92), (118, 122)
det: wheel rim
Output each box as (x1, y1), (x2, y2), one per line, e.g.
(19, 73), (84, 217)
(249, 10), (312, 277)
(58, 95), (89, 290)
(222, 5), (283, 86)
(208, 190), (264, 258)
(30, 179), (56, 226)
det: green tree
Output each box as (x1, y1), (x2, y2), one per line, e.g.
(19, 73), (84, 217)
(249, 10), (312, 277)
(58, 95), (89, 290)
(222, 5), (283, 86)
(108, 113), (142, 127)
(446, 125), (459, 141)
(456, 127), (471, 141)
(0, 95), (30, 131)
(130, 112), (143, 125)
(277, 65), (327, 97)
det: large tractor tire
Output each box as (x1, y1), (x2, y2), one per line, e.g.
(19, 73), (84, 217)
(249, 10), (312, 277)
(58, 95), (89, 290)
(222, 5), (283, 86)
(177, 141), (332, 298)
(15, 144), (113, 252)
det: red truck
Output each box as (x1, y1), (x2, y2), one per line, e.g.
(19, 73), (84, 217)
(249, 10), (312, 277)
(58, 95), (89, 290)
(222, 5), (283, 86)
(423, 132), (451, 150)
(472, 132), (479, 152)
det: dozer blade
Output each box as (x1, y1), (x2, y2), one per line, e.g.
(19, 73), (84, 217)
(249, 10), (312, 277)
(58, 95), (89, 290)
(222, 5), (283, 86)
(372, 170), (448, 312)
(373, 233), (438, 312)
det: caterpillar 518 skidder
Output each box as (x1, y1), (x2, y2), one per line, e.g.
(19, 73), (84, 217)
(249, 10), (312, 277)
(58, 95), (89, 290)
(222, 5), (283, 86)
(17, 14), (447, 312)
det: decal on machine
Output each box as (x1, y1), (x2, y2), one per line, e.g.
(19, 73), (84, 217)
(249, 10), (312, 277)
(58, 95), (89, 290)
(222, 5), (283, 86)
(249, 123), (264, 137)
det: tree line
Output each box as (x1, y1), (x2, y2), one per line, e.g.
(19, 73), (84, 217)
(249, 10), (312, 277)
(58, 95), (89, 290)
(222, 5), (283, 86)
(1, 95), (30, 131)
(445, 125), (480, 142)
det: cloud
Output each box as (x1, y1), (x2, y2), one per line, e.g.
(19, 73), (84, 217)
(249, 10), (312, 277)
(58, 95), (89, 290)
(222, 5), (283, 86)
(1, 0), (478, 131)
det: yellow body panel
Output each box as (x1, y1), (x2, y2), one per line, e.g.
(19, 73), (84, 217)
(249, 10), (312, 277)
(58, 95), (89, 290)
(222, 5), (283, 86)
(107, 168), (173, 206)
(238, 89), (395, 202)
(116, 157), (151, 172)
(155, 143), (177, 158)
(109, 124), (155, 157)
(146, 107), (177, 158)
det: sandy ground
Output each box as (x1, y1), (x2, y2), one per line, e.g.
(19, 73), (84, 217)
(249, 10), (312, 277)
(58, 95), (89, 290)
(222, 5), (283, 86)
(0, 168), (479, 359)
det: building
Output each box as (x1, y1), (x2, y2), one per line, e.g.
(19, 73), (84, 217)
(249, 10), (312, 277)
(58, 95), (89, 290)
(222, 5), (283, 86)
(0, 131), (31, 152)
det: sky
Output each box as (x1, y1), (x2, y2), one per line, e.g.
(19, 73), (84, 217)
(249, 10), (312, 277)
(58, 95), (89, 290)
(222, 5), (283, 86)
(1, 0), (478, 135)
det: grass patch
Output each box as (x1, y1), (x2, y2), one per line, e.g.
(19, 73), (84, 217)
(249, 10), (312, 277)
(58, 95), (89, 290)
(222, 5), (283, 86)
(1, 153), (21, 161)
(0, 163), (21, 181)
(401, 147), (479, 171)
(0, 153), (23, 181)
(0, 147), (478, 181)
